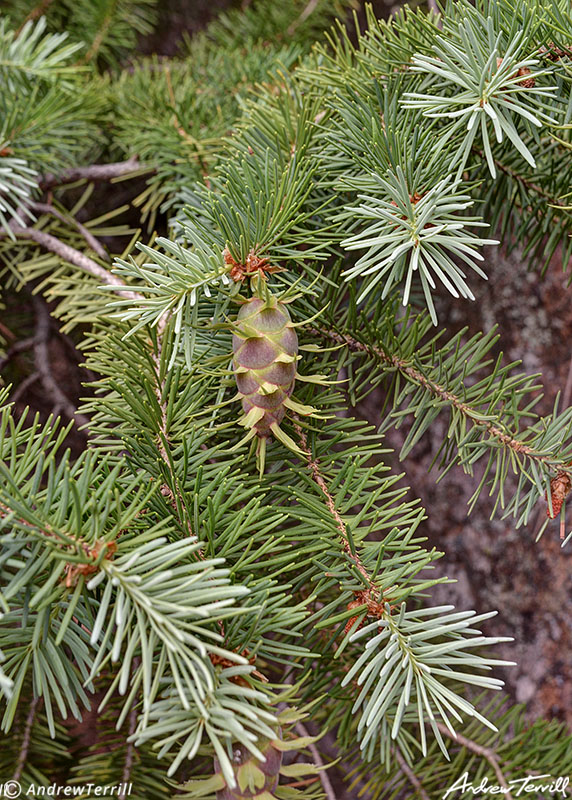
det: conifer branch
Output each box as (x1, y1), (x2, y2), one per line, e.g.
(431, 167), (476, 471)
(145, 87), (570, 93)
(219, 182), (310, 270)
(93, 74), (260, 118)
(563, 354), (572, 410)
(149, 330), (197, 544)
(0, 336), (34, 372)
(287, 0), (320, 35)
(15, 0), (55, 34)
(162, 64), (211, 185)
(83, 3), (118, 64)
(473, 150), (565, 206)
(119, 704), (138, 798)
(2, 0), (572, 791)
(151, 347), (171, 474)
(313, 325), (552, 464)
(8, 371), (40, 403)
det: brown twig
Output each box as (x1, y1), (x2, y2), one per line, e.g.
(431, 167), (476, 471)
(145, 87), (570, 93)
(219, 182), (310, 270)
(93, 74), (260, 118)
(163, 65), (212, 186)
(15, 0), (54, 33)
(0, 336), (35, 372)
(9, 371), (40, 404)
(151, 346), (173, 474)
(31, 296), (90, 429)
(562, 353), (572, 410)
(12, 696), (40, 782)
(119, 703), (138, 800)
(291, 415), (390, 627)
(294, 722), (337, 800)
(436, 722), (514, 800)
(394, 747), (430, 800)
(3, 224), (141, 301)
(473, 149), (565, 206)
(292, 415), (376, 590)
(150, 328), (197, 546)
(0, 321), (17, 342)
(40, 157), (142, 190)
(82, 3), (116, 65)
(29, 201), (109, 260)
(287, 0), (320, 35)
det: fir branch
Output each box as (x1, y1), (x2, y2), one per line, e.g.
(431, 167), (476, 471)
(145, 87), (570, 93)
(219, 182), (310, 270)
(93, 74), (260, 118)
(151, 347), (171, 472)
(8, 371), (40, 404)
(313, 324), (550, 462)
(83, 0), (119, 64)
(473, 149), (565, 206)
(287, 0), (321, 36)
(162, 63), (211, 185)
(0, 336), (34, 372)
(563, 354), (572, 410)
(15, 0), (56, 35)
(148, 329), (197, 543)
(119, 704), (138, 799)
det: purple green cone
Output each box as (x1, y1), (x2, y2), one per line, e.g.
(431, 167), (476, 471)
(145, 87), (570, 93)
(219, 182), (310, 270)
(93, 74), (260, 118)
(232, 295), (298, 438)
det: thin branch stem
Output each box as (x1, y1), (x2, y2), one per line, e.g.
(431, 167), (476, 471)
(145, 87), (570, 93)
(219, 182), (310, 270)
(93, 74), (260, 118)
(163, 65), (212, 186)
(3, 224), (141, 301)
(9, 371), (40, 404)
(435, 722), (513, 800)
(394, 746), (430, 800)
(82, 2), (116, 64)
(0, 336), (35, 372)
(119, 704), (138, 799)
(32, 296), (90, 429)
(427, 0), (440, 12)
(40, 158), (142, 190)
(12, 696), (40, 782)
(292, 414), (380, 599)
(15, 0), (55, 34)
(149, 328), (197, 544)
(294, 722), (337, 800)
(473, 149), (565, 206)
(287, 0), (320, 35)
(29, 201), (109, 260)
(563, 352), (572, 410)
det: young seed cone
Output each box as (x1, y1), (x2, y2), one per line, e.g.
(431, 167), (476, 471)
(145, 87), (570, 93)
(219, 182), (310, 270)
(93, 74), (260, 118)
(232, 295), (298, 439)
